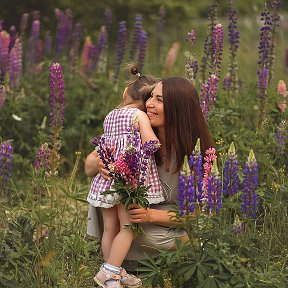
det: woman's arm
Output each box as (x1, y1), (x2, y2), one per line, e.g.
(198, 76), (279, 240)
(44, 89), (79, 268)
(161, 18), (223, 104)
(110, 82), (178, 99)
(128, 204), (180, 227)
(84, 150), (110, 180)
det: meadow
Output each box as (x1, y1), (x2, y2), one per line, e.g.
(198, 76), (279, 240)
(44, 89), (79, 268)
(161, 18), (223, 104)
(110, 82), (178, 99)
(0, 1), (288, 287)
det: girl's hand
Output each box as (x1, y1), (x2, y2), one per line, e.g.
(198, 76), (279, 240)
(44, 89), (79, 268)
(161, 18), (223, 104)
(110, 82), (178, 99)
(128, 204), (151, 223)
(85, 147), (115, 180)
(96, 155), (111, 180)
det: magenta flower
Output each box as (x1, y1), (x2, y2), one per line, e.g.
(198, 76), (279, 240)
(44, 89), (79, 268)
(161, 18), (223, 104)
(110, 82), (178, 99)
(202, 147), (217, 192)
(211, 23), (224, 77)
(34, 143), (51, 171)
(9, 39), (23, 89)
(206, 160), (222, 213)
(0, 31), (10, 77)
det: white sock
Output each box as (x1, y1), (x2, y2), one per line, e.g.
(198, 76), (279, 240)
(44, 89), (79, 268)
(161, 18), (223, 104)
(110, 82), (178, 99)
(103, 262), (121, 274)
(102, 262), (121, 286)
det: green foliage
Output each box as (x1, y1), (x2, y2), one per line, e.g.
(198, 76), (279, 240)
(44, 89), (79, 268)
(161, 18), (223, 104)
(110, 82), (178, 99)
(0, 1), (288, 287)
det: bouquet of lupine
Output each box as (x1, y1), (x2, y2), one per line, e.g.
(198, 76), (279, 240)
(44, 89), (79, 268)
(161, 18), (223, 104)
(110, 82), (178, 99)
(92, 124), (160, 235)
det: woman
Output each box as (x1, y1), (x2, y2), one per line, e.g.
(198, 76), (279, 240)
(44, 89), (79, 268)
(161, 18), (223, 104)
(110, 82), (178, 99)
(86, 76), (214, 265)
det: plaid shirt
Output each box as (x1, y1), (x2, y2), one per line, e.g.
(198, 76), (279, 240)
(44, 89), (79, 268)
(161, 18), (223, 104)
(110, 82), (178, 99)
(87, 108), (164, 208)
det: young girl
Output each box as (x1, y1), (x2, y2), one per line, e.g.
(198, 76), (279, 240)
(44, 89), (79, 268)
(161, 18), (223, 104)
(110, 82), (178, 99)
(87, 65), (164, 288)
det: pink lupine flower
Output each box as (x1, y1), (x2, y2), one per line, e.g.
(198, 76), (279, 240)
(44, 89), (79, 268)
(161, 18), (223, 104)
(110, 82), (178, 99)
(277, 80), (287, 97)
(202, 147), (217, 192)
(277, 102), (286, 113)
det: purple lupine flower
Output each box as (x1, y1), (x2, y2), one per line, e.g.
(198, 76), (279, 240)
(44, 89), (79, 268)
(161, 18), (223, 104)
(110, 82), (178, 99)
(138, 30), (148, 72)
(25, 19), (40, 71)
(35, 39), (43, 64)
(241, 150), (259, 219)
(200, 2), (218, 82)
(211, 23), (224, 77)
(222, 73), (232, 91)
(258, 67), (269, 91)
(258, 4), (272, 69)
(178, 156), (194, 216)
(257, 3), (272, 128)
(268, 1), (281, 82)
(130, 14), (142, 61)
(139, 140), (161, 185)
(90, 26), (107, 71)
(9, 39), (22, 89)
(92, 136), (114, 176)
(186, 29), (196, 46)
(55, 8), (73, 58)
(69, 22), (83, 67)
(44, 31), (52, 56)
(232, 215), (244, 235)
(275, 119), (287, 155)
(200, 74), (218, 122)
(0, 140), (13, 195)
(156, 6), (166, 61)
(228, 0), (240, 51)
(34, 143), (51, 171)
(9, 26), (17, 51)
(19, 13), (29, 38)
(226, 0), (240, 96)
(188, 139), (203, 206)
(185, 29), (198, 82)
(206, 160), (222, 213)
(49, 63), (65, 138)
(223, 142), (239, 196)
(113, 21), (127, 82)
(103, 8), (112, 27)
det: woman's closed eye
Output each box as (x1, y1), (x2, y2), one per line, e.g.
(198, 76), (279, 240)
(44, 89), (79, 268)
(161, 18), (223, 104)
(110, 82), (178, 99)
(157, 96), (163, 102)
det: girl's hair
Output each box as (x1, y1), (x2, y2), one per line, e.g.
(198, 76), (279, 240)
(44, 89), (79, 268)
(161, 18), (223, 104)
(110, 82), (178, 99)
(157, 76), (215, 172)
(117, 64), (158, 108)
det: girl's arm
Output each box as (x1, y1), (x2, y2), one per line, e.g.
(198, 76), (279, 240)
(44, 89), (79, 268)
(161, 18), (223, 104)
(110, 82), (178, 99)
(85, 150), (111, 180)
(135, 110), (159, 144)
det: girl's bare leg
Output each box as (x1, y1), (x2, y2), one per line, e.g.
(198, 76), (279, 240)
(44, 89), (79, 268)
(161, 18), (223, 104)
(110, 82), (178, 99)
(101, 206), (120, 261)
(106, 204), (134, 267)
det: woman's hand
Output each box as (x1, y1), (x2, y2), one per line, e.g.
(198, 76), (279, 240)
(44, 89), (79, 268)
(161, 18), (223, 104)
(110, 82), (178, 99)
(85, 150), (111, 180)
(128, 204), (151, 223)
(128, 204), (183, 227)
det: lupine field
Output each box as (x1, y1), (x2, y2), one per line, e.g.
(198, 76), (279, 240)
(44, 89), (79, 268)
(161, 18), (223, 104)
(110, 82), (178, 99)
(1, 0), (288, 287)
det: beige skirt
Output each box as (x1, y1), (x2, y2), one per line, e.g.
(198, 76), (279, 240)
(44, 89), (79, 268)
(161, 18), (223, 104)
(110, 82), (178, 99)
(87, 204), (187, 260)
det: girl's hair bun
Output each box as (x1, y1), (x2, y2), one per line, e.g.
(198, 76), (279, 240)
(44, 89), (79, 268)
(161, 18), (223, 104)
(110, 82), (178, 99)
(127, 63), (139, 76)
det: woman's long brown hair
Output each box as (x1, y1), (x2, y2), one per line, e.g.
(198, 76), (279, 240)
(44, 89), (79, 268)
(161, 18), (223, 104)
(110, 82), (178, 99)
(160, 76), (215, 172)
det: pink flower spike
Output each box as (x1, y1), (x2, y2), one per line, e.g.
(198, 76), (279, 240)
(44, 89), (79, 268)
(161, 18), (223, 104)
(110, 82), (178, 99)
(277, 80), (287, 97)
(277, 102), (286, 113)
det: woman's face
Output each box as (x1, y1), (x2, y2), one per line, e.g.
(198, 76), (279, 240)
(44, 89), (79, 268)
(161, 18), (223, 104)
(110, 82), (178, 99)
(146, 82), (165, 130)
